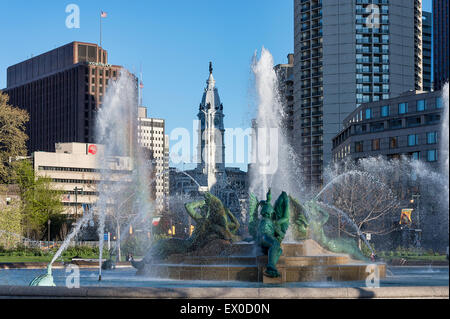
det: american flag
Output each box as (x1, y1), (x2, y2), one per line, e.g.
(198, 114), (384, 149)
(101, 11), (107, 18)
(139, 81), (144, 89)
(62, 194), (71, 202)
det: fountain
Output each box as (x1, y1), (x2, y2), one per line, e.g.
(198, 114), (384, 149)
(28, 70), (155, 285)
(131, 48), (386, 284)
(24, 53), (449, 290)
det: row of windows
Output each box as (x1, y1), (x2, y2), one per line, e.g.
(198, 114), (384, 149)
(364, 97), (443, 120)
(52, 178), (131, 185)
(354, 131), (439, 152)
(352, 142), (439, 162)
(39, 166), (131, 174)
(64, 190), (99, 196)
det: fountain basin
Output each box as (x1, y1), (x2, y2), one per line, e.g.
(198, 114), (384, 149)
(136, 240), (386, 283)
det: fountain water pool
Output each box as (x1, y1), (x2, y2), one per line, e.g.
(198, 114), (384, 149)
(1, 266), (447, 288)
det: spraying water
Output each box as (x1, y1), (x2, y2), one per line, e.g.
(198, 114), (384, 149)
(316, 201), (375, 256)
(49, 210), (94, 265)
(94, 70), (154, 280)
(249, 47), (305, 201)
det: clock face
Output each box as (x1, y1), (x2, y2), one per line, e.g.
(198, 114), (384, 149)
(214, 117), (220, 126)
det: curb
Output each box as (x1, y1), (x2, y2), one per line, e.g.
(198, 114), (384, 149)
(0, 285), (447, 299)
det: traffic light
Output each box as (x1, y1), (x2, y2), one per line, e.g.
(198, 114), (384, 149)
(190, 225), (195, 236)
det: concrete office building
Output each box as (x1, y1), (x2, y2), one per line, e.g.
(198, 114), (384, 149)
(331, 89), (446, 251)
(433, 0), (449, 90)
(422, 11), (433, 92)
(274, 54), (295, 144)
(294, 0), (423, 187)
(31, 142), (132, 216)
(137, 106), (169, 213)
(3, 41), (135, 154)
(332, 90), (444, 165)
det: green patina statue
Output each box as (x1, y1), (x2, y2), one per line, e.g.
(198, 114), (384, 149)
(29, 264), (55, 287)
(133, 192), (241, 270)
(289, 198), (367, 261)
(247, 192), (367, 278)
(248, 189), (290, 278)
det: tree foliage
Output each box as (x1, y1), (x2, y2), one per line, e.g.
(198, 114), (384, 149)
(0, 199), (23, 249)
(15, 160), (65, 240)
(0, 91), (29, 183)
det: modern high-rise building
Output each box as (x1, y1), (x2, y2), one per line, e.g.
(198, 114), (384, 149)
(422, 11), (433, 92)
(433, 0), (449, 91)
(137, 106), (169, 213)
(294, 0), (422, 188)
(3, 41), (134, 154)
(274, 54), (295, 144)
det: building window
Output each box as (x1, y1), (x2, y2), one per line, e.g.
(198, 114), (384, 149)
(355, 141), (363, 153)
(417, 99), (426, 111)
(381, 105), (389, 117)
(411, 151), (420, 160)
(436, 97), (443, 109)
(390, 137), (398, 149)
(407, 117), (421, 127)
(408, 134), (419, 146)
(427, 150), (437, 162)
(370, 122), (384, 132)
(389, 119), (402, 129)
(427, 131), (437, 144)
(372, 139), (380, 151)
(365, 108), (372, 120)
(398, 102), (408, 114)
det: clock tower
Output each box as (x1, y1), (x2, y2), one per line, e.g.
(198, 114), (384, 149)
(197, 62), (226, 190)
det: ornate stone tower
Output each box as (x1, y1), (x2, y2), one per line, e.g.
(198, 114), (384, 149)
(197, 62), (226, 190)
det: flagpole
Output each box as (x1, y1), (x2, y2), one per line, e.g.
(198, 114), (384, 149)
(100, 11), (102, 47)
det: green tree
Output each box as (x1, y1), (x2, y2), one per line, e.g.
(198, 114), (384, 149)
(0, 91), (29, 183)
(15, 160), (65, 240)
(0, 199), (23, 249)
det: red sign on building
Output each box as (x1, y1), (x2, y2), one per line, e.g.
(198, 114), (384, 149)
(88, 144), (97, 155)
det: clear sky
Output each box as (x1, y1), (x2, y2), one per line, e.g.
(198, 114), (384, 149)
(0, 0), (432, 170)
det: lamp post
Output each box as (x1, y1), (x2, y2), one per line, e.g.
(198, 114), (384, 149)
(47, 219), (51, 249)
(74, 187), (84, 219)
(410, 193), (421, 248)
(73, 187), (83, 245)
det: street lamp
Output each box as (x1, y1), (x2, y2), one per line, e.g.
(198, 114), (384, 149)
(47, 219), (51, 249)
(411, 193), (421, 248)
(74, 186), (84, 219)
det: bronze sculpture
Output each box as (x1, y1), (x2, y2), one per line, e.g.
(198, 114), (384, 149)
(248, 189), (290, 278)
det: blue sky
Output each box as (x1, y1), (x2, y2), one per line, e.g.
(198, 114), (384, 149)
(0, 0), (432, 170)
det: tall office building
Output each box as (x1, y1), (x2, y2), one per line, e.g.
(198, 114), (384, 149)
(137, 106), (169, 213)
(294, 0), (422, 187)
(433, 0), (449, 90)
(422, 11), (433, 92)
(414, 0), (424, 91)
(4, 41), (134, 154)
